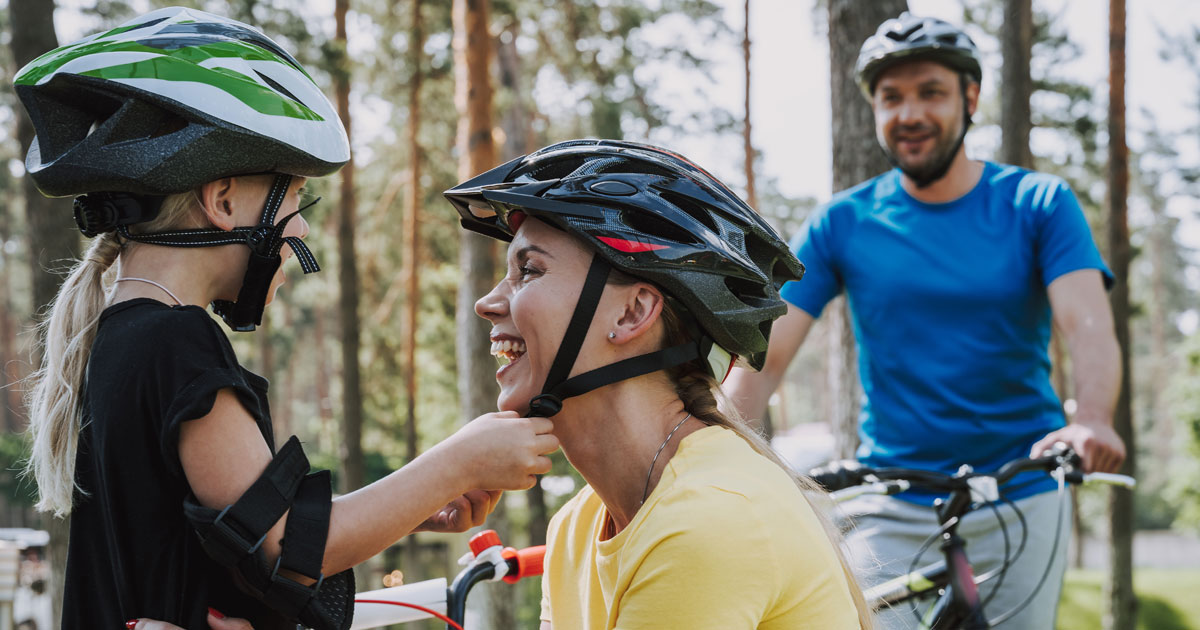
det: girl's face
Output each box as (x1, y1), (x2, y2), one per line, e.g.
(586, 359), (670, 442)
(474, 217), (610, 414)
(228, 175), (310, 306)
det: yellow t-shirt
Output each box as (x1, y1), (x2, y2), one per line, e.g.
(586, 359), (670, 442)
(540, 425), (861, 629)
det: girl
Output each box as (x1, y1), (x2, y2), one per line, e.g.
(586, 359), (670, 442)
(446, 140), (873, 628)
(17, 8), (556, 629)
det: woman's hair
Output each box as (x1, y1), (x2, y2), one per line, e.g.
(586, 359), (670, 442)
(656, 297), (876, 629)
(26, 191), (201, 516)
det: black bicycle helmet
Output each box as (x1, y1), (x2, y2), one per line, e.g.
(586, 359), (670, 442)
(14, 7), (350, 331)
(446, 140), (803, 416)
(855, 12), (982, 100)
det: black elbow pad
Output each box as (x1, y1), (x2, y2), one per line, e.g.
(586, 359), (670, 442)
(184, 436), (354, 630)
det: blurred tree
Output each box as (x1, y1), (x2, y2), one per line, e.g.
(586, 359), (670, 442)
(1104, 1), (1135, 628)
(825, 0), (907, 458)
(453, 0), (508, 626)
(8, 2), (76, 626)
(334, 0), (366, 494)
(998, 0), (1032, 169)
(742, 0), (757, 214)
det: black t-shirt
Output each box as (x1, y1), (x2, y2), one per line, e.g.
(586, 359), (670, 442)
(62, 299), (289, 629)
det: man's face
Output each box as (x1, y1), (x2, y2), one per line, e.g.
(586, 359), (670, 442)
(871, 60), (979, 183)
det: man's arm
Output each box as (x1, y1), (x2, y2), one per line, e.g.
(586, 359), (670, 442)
(1031, 269), (1126, 473)
(723, 305), (815, 430)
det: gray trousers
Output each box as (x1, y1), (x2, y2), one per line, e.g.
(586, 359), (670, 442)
(838, 490), (1072, 630)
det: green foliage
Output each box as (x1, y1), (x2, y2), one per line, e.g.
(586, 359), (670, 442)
(1057, 569), (1200, 630)
(1164, 333), (1200, 534)
(0, 431), (36, 509)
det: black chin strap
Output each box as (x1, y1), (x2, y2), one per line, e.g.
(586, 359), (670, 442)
(114, 174), (321, 331)
(525, 254), (703, 417)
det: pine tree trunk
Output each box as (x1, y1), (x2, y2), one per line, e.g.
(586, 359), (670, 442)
(999, 0), (1033, 169)
(404, 0), (424, 472)
(10, 2), (75, 625)
(742, 0), (757, 213)
(826, 0), (907, 458)
(334, 0), (365, 494)
(453, 0), (508, 626)
(1104, 1), (1136, 627)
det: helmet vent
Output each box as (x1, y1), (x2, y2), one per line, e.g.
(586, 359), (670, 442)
(254, 70), (303, 106)
(620, 207), (696, 245)
(724, 275), (769, 307)
(657, 190), (719, 234)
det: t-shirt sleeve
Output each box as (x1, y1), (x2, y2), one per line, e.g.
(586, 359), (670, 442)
(148, 309), (267, 478)
(611, 492), (779, 629)
(780, 206), (842, 318)
(1033, 178), (1114, 288)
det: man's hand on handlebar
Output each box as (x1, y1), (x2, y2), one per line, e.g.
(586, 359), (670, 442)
(1030, 421), (1125, 474)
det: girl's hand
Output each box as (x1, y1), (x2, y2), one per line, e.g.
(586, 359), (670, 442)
(416, 489), (503, 533)
(128, 609), (253, 630)
(448, 412), (559, 491)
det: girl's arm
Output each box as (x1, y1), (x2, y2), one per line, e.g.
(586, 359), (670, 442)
(179, 388), (557, 575)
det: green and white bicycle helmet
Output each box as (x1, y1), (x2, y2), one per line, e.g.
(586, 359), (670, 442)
(14, 7), (350, 331)
(15, 5), (348, 196)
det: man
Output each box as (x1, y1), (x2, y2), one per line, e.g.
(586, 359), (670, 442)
(725, 13), (1125, 630)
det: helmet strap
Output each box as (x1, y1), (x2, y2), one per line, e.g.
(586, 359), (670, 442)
(117, 173), (322, 331)
(525, 253), (722, 417)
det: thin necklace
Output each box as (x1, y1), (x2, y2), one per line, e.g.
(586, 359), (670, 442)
(640, 412), (693, 505)
(114, 277), (184, 306)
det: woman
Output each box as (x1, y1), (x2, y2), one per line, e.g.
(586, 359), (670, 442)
(445, 140), (873, 628)
(18, 8), (557, 630)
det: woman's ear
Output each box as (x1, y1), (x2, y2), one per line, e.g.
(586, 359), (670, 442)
(198, 177), (238, 231)
(609, 283), (664, 344)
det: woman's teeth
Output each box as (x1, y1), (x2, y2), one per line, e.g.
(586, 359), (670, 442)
(490, 339), (527, 363)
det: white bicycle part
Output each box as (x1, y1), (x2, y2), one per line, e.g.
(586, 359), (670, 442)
(349, 577), (447, 629)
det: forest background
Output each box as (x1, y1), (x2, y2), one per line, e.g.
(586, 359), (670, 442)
(0, 0), (1198, 628)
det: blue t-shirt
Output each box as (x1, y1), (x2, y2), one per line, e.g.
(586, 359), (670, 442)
(781, 163), (1112, 503)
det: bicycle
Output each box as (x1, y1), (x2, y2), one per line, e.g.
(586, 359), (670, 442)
(350, 529), (545, 630)
(810, 443), (1135, 630)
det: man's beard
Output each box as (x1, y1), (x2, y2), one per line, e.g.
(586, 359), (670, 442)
(881, 102), (971, 189)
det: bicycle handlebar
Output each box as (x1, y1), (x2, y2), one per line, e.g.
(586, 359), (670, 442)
(813, 444), (1135, 499)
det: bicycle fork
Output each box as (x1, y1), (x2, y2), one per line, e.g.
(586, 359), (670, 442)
(922, 527), (988, 630)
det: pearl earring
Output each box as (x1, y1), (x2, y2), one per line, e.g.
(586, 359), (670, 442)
(608, 332), (616, 339)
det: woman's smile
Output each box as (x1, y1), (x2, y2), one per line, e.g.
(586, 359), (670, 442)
(490, 334), (528, 380)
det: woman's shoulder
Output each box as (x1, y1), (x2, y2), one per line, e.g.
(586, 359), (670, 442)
(666, 426), (802, 502)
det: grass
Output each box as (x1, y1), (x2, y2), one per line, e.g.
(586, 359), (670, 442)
(1057, 569), (1200, 630)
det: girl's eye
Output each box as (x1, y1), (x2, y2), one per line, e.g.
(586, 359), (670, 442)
(518, 264), (541, 279)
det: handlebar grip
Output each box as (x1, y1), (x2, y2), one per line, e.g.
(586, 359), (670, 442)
(502, 545), (546, 584)
(808, 460), (866, 492)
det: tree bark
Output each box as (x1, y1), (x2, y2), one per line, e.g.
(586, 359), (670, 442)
(334, 0), (364, 494)
(1104, 0), (1136, 628)
(403, 0), (424, 472)
(11, 0), (79, 315)
(999, 0), (1033, 168)
(10, 2), (75, 626)
(453, 0), (507, 626)
(826, 0), (907, 458)
(742, 0), (757, 213)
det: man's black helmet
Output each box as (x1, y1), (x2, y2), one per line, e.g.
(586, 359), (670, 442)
(855, 12), (982, 99)
(445, 139), (804, 372)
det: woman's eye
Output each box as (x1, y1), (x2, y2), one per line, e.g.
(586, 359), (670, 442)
(518, 264), (540, 279)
